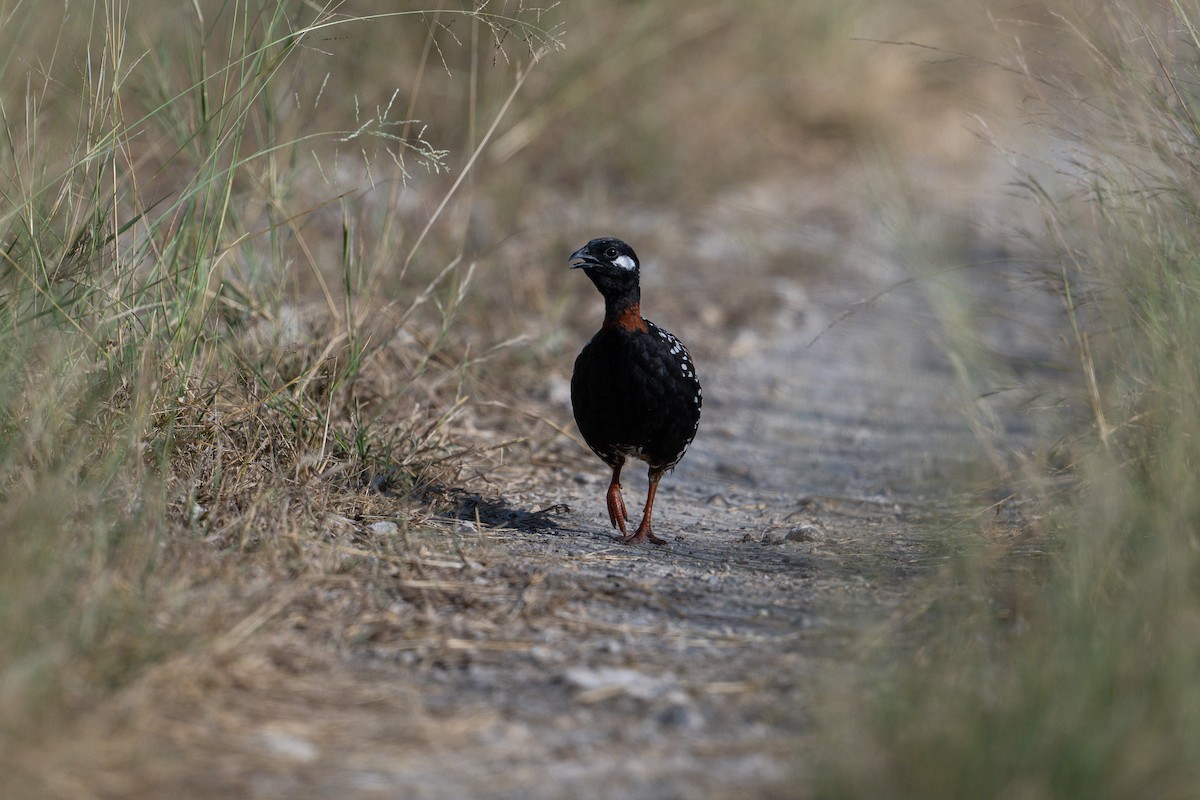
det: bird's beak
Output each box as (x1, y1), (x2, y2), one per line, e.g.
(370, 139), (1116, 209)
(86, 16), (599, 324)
(569, 246), (595, 269)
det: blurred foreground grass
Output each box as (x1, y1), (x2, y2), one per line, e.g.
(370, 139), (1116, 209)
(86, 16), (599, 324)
(5, 0), (1200, 797)
(816, 3), (1200, 797)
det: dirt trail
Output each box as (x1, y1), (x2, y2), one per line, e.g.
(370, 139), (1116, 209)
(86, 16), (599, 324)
(24, 224), (1055, 800)
(280, 253), (1025, 799)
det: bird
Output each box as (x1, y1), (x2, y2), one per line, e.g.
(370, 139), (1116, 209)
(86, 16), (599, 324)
(568, 237), (702, 545)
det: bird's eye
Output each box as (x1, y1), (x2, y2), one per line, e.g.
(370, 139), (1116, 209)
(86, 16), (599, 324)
(604, 247), (619, 260)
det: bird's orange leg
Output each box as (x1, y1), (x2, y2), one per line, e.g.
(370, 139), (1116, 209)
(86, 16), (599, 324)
(606, 464), (629, 533)
(621, 470), (667, 546)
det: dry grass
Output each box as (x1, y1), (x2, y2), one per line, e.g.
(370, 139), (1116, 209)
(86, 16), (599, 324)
(0, 0), (1146, 796)
(0, 0), (560, 760)
(812, 3), (1200, 798)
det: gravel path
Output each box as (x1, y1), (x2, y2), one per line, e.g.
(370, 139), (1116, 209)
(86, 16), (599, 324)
(305, 254), (1024, 799)
(26, 228), (1058, 800)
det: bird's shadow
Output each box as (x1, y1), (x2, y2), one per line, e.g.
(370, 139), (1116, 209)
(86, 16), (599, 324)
(422, 485), (570, 535)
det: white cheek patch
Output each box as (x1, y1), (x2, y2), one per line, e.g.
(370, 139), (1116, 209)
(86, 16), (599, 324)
(613, 255), (636, 271)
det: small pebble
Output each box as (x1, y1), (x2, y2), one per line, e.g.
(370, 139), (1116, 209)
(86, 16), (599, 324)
(786, 524), (819, 542)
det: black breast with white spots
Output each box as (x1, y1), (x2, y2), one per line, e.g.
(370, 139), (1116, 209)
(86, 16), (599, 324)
(570, 319), (702, 473)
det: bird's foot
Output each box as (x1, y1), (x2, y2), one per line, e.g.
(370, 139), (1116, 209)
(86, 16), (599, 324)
(619, 521), (667, 546)
(606, 482), (629, 533)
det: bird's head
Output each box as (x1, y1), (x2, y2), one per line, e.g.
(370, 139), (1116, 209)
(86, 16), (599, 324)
(569, 237), (640, 298)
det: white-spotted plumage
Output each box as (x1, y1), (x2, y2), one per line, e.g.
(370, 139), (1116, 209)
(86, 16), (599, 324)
(645, 320), (701, 470)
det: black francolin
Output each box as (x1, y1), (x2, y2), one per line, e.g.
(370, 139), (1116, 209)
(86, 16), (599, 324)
(568, 237), (702, 545)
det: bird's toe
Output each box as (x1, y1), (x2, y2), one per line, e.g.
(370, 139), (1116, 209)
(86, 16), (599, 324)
(619, 524), (667, 546)
(606, 484), (629, 533)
